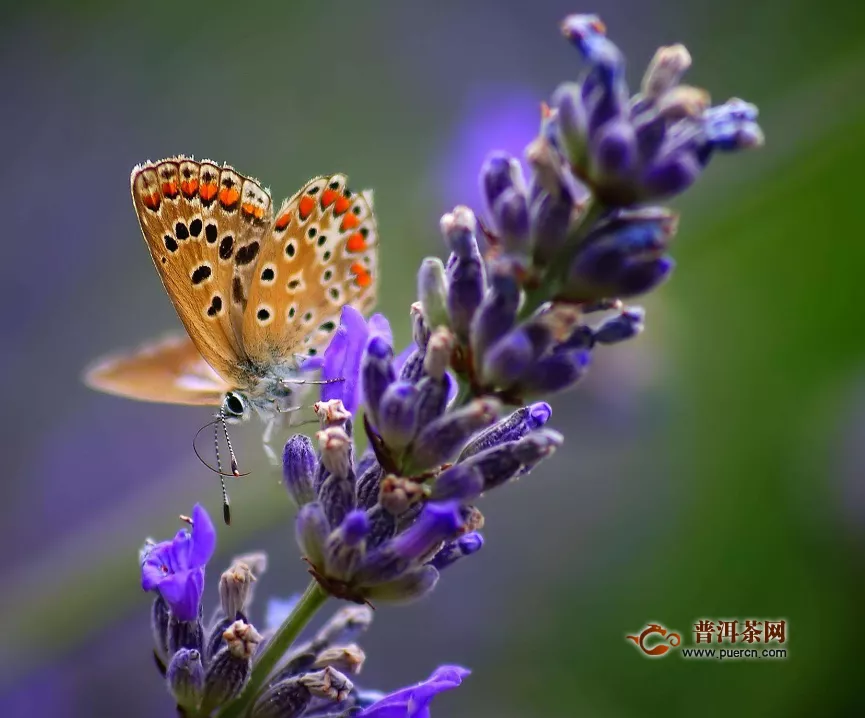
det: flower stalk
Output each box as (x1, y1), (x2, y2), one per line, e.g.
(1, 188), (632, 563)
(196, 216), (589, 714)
(220, 580), (328, 718)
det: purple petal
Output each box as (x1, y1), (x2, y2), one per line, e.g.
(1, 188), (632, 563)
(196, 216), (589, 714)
(359, 665), (470, 718)
(157, 568), (204, 622)
(141, 551), (169, 592)
(188, 503), (216, 568)
(368, 313), (393, 346)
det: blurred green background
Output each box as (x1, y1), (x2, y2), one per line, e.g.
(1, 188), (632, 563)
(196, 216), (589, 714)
(3, 0), (865, 716)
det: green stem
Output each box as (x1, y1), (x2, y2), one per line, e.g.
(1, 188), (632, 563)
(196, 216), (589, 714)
(453, 376), (474, 408)
(220, 580), (328, 718)
(518, 198), (606, 321)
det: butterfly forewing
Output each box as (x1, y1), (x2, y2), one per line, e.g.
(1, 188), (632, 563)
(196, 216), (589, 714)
(84, 335), (229, 405)
(239, 174), (379, 364)
(130, 158), (272, 388)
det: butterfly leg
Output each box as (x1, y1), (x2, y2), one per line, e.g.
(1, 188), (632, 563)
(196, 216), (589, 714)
(262, 417), (281, 467)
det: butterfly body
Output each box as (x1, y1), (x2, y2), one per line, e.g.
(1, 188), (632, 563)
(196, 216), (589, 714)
(86, 157), (379, 448)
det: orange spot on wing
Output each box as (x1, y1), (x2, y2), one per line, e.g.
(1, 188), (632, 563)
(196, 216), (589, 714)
(242, 203), (267, 220)
(161, 181), (179, 198)
(200, 183), (218, 201)
(180, 179), (199, 198)
(219, 187), (240, 208)
(333, 196), (351, 215)
(143, 192), (161, 210)
(299, 195), (315, 220)
(351, 262), (372, 288)
(340, 213), (360, 231)
(275, 212), (292, 231)
(346, 232), (366, 252)
(321, 188), (338, 208)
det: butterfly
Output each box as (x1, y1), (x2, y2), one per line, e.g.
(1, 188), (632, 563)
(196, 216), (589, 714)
(85, 158), (378, 519)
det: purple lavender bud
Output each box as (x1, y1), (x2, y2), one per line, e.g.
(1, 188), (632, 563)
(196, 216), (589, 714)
(529, 185), (575, 266)
(365, 504), (397, 550)
(552, 82), (588, 166)
(364, 565), (440, 603)
(641, 44), (692, 100)
(398, 346), (425, 383)
(252, 668), (352, 718)
(442, 208), (486, 339)
(633, 110), (667, 164)
(481, 330), (534, 388)
(358, 503), (464, 583)
(219, 556), (260, 619)
(458, 402), (552, 460)
(470, 269), (520, 364)
(410, 398), (501, 471)
(491, 187), (530, 255)
(418, 258), (450, 330)
(414, 375), (452, 429)
(440, 205), (479, 257)
(250, 678), (311, 718)
(316, 427), (356, 528)
(168, 614), (204, 655)
(167, 648), (204, 710)
(594, 307), (645, 344)
(704, 98), (764, 152)
(204, 615), (235, 664)
(590, 118), (637, 179)
(447, 254), (485, 341)
(326, 510), (370, 581)
(296, 502), (330, 567)
(356, 463), (383, 509)
(282, 434), (316, 506)
(564, 209), (675, 299)
(429, 532), (484, 570)
(202, 622), (258, 712)
(151, 595), (170, 662)
(362, 335), (395, 427)
(618, 255), (675, 296)
(377, 381), (420, 451)
(519, 350), (591, 395)
(641, 149), (702, 199)
(429, 463), (485, 502)
(480, 152), (525, 215)
(462, 429), (564, 491)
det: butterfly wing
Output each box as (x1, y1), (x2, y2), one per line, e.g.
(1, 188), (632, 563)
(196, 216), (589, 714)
(239, 174), (379, 364)
(130, 158), (272, 388)
(84, 335), (229, 405)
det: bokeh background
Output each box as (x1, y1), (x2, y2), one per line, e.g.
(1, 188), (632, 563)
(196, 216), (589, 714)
(3, 0), (865, 716)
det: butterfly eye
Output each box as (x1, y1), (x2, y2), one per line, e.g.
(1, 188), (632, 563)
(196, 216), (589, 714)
(222, 392), (247, 419)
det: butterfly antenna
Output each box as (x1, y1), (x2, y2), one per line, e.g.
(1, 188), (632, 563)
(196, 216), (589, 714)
(193, 420), (248, 477)
(221, 409), (242, 478)
(213, 413), (231, 526)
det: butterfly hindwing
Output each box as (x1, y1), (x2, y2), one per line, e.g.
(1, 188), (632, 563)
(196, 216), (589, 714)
(239, 174), (379, 365)
(84, 335), (229, 405)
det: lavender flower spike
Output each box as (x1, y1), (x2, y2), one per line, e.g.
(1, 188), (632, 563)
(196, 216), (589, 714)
(141, 503), (216, 622)
(554, 13), (762, 205)
(358, 665), (471, 717)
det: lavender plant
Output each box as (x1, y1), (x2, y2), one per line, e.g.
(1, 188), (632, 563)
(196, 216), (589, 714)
(139, 14), (762, 717)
